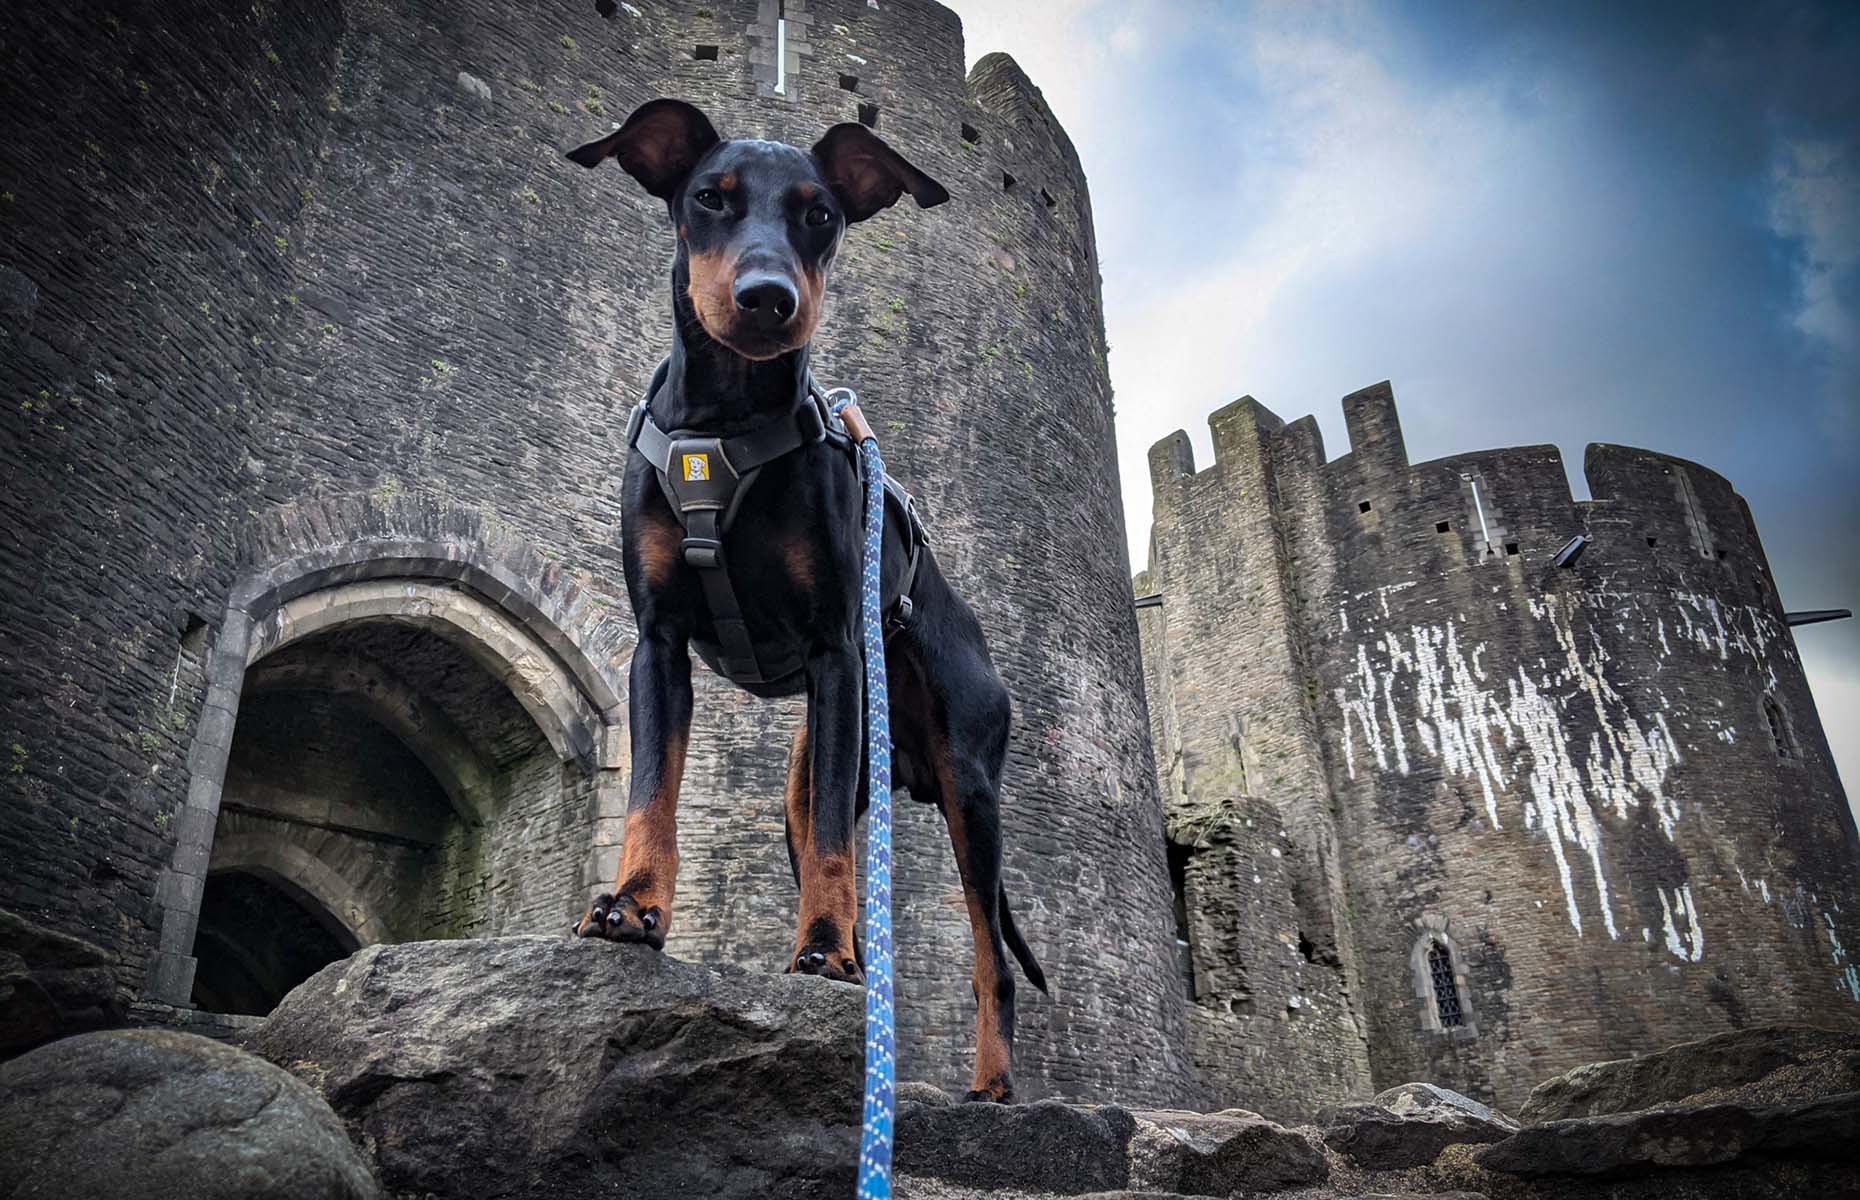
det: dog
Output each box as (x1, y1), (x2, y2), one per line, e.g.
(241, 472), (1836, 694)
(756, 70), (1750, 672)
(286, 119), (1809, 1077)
(567, 99), (1045, 1102)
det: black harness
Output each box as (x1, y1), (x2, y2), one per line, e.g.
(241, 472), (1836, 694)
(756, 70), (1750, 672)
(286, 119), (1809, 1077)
(625, 360), (926, 688)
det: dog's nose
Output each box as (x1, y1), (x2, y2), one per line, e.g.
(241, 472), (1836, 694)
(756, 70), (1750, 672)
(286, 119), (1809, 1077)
(733, 274), (798, 330)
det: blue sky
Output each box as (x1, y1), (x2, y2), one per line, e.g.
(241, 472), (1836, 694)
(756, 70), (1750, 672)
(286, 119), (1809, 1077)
(956, 1), (1859, 804)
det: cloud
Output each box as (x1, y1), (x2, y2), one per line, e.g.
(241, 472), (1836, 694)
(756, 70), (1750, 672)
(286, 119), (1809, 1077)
(1769, 136), (1860, 444)
(953, 0), (1860, 804)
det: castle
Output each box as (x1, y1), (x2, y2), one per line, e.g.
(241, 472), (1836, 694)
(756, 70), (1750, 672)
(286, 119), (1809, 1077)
(1, 0), (1852, 1118)
(1136, 386), (1860, 1113)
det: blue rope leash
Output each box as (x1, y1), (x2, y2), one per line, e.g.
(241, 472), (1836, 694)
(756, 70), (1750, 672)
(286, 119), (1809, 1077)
(824, 386), (896, 1200)
(822, 383), (892, 1198)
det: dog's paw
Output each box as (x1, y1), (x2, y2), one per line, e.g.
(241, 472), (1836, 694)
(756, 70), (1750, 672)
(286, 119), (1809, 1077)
(787, 949), (865, 985)
(575, 893), (667, 949)
(963, 1082), (1014, 1104)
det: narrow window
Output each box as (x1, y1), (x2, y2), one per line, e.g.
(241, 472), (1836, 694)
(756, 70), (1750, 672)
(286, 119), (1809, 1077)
(960, 122), (980, 144)
(1166, 841), (1192, 944)
(1002, 170), (1017, 193)
(693, 44), (720, 60)
(1427, 940), (1464, 1028)
(178, 612), (209, 656)
(838, 73), (858, 92)
(774, 0), (787, 95)
(1435, 520), (1451, 533)
(857, 102), (879, 128)
(1357, 499), (1372, 514)
(1166, 839), (1196, 1000)
(1504, 542), (1520, 557)
(1646, 536), (1659, 548)
(1039, 187), (1056, 208)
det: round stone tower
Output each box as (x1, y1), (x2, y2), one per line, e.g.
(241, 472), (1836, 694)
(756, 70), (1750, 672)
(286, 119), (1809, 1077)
(1139, 381), (1860, 1117)
(0, 0), (1191, 1103)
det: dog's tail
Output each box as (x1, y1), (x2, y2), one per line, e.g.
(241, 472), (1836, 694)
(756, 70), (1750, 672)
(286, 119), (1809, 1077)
(1000, 884), (1047, 993)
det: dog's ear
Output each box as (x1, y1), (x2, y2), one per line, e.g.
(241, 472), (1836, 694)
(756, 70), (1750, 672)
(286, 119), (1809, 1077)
(566, 98), (721, 200)
(810, 123), (949, 223)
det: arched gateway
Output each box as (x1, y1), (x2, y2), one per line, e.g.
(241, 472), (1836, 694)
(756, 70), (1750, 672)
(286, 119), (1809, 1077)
(143, 540), (630, 1010)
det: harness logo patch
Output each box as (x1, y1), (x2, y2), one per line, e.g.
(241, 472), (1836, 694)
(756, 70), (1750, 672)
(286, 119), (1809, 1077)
(682, 453), (710, 482)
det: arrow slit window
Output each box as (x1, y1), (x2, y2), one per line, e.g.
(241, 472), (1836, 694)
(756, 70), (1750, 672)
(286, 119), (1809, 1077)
(1427, 940), (1464, 1028)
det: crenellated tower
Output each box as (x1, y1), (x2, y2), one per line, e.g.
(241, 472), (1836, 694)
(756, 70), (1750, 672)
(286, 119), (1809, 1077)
(1141, 380), (1860, 1115)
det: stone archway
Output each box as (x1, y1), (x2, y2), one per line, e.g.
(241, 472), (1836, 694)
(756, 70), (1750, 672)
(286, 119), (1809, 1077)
(190, 866), (363, 1017)
(144, 540), (630, 1008)
(250, 580), (603, 769)
(206, 833), (392, 947)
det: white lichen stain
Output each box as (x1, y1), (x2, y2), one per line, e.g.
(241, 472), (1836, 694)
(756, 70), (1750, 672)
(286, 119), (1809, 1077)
(1657, 884), (1703, 962)
(1334, 591), (1705, 942)
(1826, 914), (1860, 1001)
(1332, 582), (1860, 998)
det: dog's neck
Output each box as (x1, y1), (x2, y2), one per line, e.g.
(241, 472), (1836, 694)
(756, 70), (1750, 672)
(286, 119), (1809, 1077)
(651, 260), (812, 435)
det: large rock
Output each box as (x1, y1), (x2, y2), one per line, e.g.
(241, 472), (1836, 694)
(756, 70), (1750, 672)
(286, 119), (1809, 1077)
(1319, 1084), (1515, 1170)
(1126, 1109), (1328, 1194)
(0, 908), (124, 1059)
(1517, 1025), (1860, 1123)
(1374, 1082), (1516, 1130)
(247, 936), (865, 1200)
(1476, 1090), (1860, 1178)
(0, 1028), (378, 1199)
(895, 1100), (1326, 1197)
(895, 1097), (1138, 1194)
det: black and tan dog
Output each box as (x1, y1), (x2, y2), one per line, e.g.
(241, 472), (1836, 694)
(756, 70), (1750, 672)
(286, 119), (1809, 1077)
(567, 99), (1044, 1102)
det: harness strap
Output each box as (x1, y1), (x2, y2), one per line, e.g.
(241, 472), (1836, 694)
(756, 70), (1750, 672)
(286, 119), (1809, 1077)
(626, 373), (829, 684)
(627, 389), (829, 495)
(626, 363), (924, 687)
(681, 506), (783, 681)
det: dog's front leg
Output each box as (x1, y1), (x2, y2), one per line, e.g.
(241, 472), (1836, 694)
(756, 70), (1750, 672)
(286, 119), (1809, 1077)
(787, 637), (865, 983)
(578, 630), (692, 948)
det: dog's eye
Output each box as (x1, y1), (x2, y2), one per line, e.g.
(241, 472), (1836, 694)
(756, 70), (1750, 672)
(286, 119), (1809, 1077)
(805, 204), (834, 227)
(693, 188), (724, 211)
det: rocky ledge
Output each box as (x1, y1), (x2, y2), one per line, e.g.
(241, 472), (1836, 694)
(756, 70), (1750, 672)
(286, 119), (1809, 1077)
(4, 936), (1858, 1200)
(247, 935), (865, 1200)
(0, 909), (125, 1059)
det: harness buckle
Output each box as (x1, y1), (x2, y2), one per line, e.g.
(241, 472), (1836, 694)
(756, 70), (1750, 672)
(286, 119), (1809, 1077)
(682, 537), (724, 570)
(887, 594), (914, 635)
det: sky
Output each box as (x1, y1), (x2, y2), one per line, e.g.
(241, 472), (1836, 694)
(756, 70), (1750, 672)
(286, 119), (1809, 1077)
(953, 1), (1860, 808)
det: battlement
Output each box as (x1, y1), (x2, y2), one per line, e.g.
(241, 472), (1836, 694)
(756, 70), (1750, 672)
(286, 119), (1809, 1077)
(1145, 380), (1770, 586)
(1146, 395), (1290, 492)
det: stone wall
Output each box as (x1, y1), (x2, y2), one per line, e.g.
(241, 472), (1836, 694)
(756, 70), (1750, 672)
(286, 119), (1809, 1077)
(1, 0), (351, 1002)
(1140, 380), (1860, 1115)
(1138, 403), (1375, 1118)
(0, 0), (1189, 1105)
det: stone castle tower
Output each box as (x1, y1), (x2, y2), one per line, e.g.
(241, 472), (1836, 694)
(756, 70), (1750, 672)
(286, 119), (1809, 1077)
(0, 0), (1191, 1104)
(7, 0), (1854, 1121)
(1136, 382), (1860, 1114)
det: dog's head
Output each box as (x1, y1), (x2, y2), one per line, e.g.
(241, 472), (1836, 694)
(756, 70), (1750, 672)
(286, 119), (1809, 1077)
(570, 99), (948, 361)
